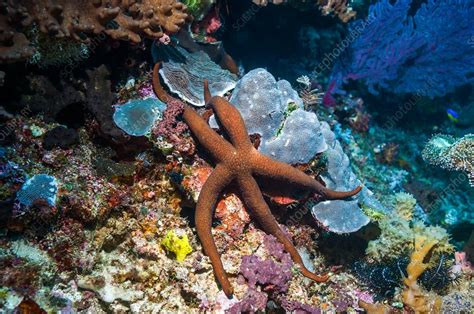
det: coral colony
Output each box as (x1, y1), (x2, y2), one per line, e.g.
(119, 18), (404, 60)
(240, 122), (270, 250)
(0, 1), (473, 313)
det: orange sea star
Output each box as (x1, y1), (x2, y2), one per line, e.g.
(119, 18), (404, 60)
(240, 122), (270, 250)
(152, 63), (362, 297)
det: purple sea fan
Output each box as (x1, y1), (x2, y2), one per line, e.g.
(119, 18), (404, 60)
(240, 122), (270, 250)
(331, 0), (474, 97)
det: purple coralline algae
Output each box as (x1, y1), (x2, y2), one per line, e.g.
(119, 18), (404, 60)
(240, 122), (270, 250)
(229, 235), (294, 312)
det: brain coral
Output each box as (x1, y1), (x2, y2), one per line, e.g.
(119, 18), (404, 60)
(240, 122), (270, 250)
(16, 174), (58, 207)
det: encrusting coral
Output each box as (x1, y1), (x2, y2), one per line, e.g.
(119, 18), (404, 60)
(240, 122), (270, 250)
(0, 0), (191, 63)
(152, 63), (362, 297)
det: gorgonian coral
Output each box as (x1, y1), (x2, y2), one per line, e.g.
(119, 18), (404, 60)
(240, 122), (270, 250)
(422, 134), (474, 187)
(0, 0), (191, 63)
(331, 0), (474, 97)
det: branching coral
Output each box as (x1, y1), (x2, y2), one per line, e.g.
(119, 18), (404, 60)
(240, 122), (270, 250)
(0, 0), (191, 63)
(402, 237), (443, 313)
(422, 134), (474, 187)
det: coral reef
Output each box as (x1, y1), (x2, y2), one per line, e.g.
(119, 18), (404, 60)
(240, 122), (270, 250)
(0, 3), (472, 310)
(153, 67), (362, 296)
(16, 174), (58, 207)
(0, 0), (191, 63)
(113, 98), (165, 137)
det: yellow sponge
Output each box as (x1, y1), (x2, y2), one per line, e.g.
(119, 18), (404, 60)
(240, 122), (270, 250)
(161, 230), (193, 261)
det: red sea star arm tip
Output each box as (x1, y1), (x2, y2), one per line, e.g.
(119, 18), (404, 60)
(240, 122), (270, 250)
(195, 165), (235, 297)
(253, 154), (362, 200)
(237, 175), (330, 283)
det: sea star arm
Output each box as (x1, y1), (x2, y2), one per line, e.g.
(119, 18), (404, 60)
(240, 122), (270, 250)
(183, 106), (236, 162)
(152, 64), (235, 161)
(195, 165), (235, 297)
(204, 82), (253, 151)
(238, 175), (330, 282)
(253, 154), (362, 200)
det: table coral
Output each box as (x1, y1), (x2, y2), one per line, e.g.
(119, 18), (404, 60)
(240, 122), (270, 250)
(156, 46), (237, 107)
(0, 0), (191, 63)
(153, 64), (362, 297)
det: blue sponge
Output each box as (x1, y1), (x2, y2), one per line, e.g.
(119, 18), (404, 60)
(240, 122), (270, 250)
(17, 174), (58, 207)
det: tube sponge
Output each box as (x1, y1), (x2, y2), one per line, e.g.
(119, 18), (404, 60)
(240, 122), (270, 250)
(161, 230), (193, 261)
(16, 174), (58, 207)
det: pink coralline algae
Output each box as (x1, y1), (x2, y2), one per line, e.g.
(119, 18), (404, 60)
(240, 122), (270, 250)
(137, 82), (156, 99)
(452, 252), (474, 275)
(153, 98), (195, 155)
